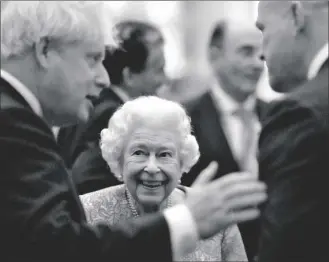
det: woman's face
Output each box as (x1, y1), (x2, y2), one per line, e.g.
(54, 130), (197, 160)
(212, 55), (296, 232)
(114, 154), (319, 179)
(122, 125), (182, 211)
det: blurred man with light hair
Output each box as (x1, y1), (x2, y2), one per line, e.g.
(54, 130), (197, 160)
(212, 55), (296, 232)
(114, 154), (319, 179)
(1, 1), (112, 124)
(0, 1), (267, 260)
(57, 20), (169, 194)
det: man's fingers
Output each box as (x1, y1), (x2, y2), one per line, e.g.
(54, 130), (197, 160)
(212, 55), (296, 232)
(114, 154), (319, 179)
(212, 208), (261, 228)
(208, 171), (257, 191)
(231, 209), (261, 223)
(223, 182), (267, 200)
(226, 192), (267, 211)
(191, 161), (218, 188)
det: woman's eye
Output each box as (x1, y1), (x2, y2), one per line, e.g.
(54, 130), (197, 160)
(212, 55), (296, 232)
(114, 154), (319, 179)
(133, 150), (145, 156)
(159, 152), (172, 158)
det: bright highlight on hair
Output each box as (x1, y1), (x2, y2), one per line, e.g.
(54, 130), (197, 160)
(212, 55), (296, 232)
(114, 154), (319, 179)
(1, 1), (116, 59)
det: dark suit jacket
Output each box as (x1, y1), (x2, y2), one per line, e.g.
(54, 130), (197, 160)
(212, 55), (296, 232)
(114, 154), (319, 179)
(57, 88), (124, 194)
(183, 91), (267, 262)
(183, 91), (267, 185)
(0, 77), (172, 260)
(257, 61), (329, 262)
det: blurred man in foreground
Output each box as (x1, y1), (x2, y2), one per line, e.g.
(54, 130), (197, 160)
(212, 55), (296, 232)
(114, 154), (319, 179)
(256, 1), (328, 261)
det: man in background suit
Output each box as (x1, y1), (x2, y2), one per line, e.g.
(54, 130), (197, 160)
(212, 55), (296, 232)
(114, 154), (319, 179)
(183, 19), (265, 184)
(182, 18), (265, 261)
(256, 1), (328, 261)
(0, 2), (268, 260)
(58, 20), (168, 194)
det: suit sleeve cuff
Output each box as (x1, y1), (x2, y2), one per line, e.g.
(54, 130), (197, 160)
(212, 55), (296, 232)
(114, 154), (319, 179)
(163, 204), (199, 260)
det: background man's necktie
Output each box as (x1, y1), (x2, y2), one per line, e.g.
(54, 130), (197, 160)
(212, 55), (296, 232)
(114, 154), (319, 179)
(234, 107), (258, 174)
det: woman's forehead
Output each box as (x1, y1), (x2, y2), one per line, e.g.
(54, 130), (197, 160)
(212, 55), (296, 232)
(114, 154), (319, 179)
(127, 127), (179, 149)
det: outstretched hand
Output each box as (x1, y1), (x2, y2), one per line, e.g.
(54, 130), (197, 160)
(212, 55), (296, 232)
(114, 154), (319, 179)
(191, 161), (218, 188)
(185, 172), (267, 240)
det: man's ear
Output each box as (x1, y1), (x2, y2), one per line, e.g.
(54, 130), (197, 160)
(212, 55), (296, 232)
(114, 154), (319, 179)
(208, 45), (221, 64)
(34, 37), (52, 69)
(122, 67), (134, 86)
(291, 1), (306, 34)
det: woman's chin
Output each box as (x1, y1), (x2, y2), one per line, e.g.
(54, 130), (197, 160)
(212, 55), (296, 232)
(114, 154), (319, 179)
(133, 182), (174, 212)
(140, 202), (161, 213)
(137, 195), (164, 210)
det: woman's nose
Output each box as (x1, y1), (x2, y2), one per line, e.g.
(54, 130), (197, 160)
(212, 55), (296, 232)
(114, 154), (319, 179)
(144, 155), (160, 174)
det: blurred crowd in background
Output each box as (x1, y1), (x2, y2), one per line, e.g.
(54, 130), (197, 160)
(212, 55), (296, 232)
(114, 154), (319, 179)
(104, 1), (282, 103)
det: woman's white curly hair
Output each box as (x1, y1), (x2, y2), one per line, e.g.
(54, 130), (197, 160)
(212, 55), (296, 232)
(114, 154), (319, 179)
(100, 96), (200, 181)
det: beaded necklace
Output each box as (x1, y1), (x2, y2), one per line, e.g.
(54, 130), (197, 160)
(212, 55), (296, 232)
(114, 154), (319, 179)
(125, 188), (173, 217)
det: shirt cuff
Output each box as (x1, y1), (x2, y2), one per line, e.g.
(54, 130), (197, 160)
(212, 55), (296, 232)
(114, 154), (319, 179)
(163, 204), (199, 260)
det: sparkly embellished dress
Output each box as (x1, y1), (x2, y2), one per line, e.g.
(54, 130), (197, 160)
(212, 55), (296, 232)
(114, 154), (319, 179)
(80, 184), (248, 261)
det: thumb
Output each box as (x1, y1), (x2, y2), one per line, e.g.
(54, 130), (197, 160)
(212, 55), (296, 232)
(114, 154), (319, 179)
(191, 161), (219, 188)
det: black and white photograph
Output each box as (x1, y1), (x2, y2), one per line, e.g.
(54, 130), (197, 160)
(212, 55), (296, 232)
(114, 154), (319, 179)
(0, 1), (328, 261)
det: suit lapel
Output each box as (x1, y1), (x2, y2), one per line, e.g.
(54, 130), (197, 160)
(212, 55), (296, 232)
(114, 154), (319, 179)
(195, 93), (239, 171)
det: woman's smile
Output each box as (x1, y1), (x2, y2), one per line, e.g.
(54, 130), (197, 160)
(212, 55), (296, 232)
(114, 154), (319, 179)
(138, 179), (169, 190)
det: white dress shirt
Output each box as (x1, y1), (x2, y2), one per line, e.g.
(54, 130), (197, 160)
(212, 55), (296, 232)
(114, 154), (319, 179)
(211, 79), (261, 175)
(308, 42), (328, 80)
(0, 70), (199, 259)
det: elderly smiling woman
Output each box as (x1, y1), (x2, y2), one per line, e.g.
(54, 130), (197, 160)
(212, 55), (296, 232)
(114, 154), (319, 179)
(80, 96), (247, 261)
